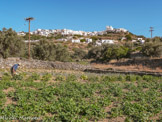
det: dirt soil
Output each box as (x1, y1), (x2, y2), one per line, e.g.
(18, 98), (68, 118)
(91, 58), (162, 73)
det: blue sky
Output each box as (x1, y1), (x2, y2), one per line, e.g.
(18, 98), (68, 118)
(0, 0), (162, 37)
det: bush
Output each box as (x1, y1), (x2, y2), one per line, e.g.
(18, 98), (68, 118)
(1, 73), (12, 81)
(88, 44), (130, 62)
(41, 73), (52, 82)
(33, 40), (71, 62)
(118, 75), (126, 82)
(126, 75), (136, 82)
(55, 75), (66, 81)
(72, 48), (87, 60)
(0, 28), (25, 58)
(31, 73), (40, 80)
(80, 74), (88, 80)
(141, 42), (162, 57)
(12, 74), (23, 80)
(66, 74), (77, 82)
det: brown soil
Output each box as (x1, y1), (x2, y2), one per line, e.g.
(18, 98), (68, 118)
(3, 87), (15, 94)
(3, 87), (17, 106)
(5, 97), (17, 106)
(91, 58), (162, 73)
(98, 116), (126, 122)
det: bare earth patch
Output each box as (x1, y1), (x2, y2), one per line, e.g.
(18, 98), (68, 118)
(149, 112), (162, 121)
(22, 87), (37, 90)
(3, 87), (15, 94)
(122, 89), (129, 92)
(5, 97), (17, 106)
(98, 116), (126, 122)
(3, 87), (17, 106)
(92, 58), (162, 73)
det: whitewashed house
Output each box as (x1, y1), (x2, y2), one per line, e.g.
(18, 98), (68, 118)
(86, 38), (92, 43)
(106, 26), (114, 31)
(137, 38), (145, 44)
(72, 39), (80, 43)
(140, 40), (145, 44)
(121, 37), (126, 41)
(137, 38), (143, 41)
(17, 32), (25, 36)
(116, 28), (128, 33)
(132, 40), (137, 42)
(101, 40), (114, 44)
(96, 42), (102, 46)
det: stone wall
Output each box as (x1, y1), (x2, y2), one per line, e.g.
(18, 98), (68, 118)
(0, 58), (92, 71)
(0, 58), (162, 77)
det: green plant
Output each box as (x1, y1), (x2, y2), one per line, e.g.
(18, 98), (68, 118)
(12, 74), (23, 80)
(55, 75), (66, 81)
(1, 73), (12, 81)
(0, 72), (161, 121)
(66, 74), (77, 82)
(41, 73), (52, 82)
(80, 74), (88, 80)
(31, 73), (40, 80)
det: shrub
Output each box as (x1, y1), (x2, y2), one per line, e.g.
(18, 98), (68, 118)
(142, 75), (153, 82)
(66, 74), (77, 82)
(31, 73), (40, 80)
(41, 73), (52, 82)
(33, 40), (71, 62)
(1, 73), (12, 81)
(55, 75), (66, 81)
(0, 28), (25, 58)
(118, 75), (126, 82)
(88, 44), (130, 62)
(80, 74), (88, 80)
(126, 75), (136, 82)
(12, 74), (23, 80)
(141, 42), (162, 57)
(72, 48), (87, 60)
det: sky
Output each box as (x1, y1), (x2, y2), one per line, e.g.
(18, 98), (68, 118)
(0, 0), (162, 37)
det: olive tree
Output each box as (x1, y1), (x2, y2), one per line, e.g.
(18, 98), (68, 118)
(0, 28), (25, 58)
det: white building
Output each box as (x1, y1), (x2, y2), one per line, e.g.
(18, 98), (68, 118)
(72, 39), (80, 43)
(116, 28), (128, 33)
(86, 38), (92, 43)
(96, 42), (102, 46)
(137, 38), (143, 41)
(140, 40), (145, 44)
(17, 31), (25, 36)
(106, 26), (114, 31)
(132, 40), (137, 42)
(101, 40), (114, 44)
(24, 40), (40, 43)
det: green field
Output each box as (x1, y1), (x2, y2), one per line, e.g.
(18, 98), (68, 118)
(0, 71), (161, 121)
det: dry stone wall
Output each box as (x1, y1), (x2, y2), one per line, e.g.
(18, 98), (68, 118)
(0, 58), (162, 77)
(0, 58), (92, 71)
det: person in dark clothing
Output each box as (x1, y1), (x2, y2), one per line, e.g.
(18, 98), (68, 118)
(11, 64), (20, 76)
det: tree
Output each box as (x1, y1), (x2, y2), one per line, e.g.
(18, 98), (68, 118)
(33, 40), (71, 62)
(125, 34), (132, 41)
(0, 28), (25, 58)
(80, 39), (86, 42)
(72, 48), (86, 60)
(141, 42), (162, 57)
(55, 44), (71, 62)
(103, 45), (129, 61)
(88, 44), (130, 62)
(33, 40), (56, 60)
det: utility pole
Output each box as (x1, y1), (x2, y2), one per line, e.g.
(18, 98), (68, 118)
(149, 27), (154, 39)
(25, 17), (34, 59)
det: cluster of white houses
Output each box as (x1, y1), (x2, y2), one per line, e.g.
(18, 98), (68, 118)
(19, 26), (145, 45)
(18, 26), (128, 37)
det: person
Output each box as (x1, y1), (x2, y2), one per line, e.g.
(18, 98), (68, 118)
(11, 64), (20, 76)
